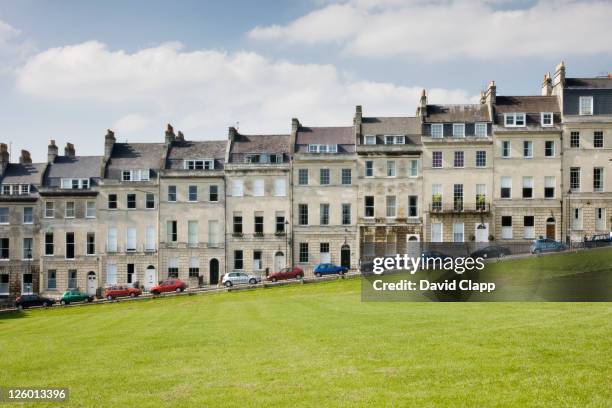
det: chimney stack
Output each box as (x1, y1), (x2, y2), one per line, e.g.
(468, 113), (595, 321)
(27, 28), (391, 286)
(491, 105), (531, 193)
(541, 72), (553, 96)
(228, 126), (238, 141)
(47, 140), (58, 163)
(165, 123), (175, 145)
(176, 131), (185, 142)
(418, 89), (428, 117)
(104, 129), (116, 159)
(485, 81), (496, 105)
(291, 118), (300, 133)
(553, 61), (566, 87)
(19, 150), (32, 164)
(64, 142), (75, 158)
(0, 143), (9, 177)
(354, 105), (363, 126)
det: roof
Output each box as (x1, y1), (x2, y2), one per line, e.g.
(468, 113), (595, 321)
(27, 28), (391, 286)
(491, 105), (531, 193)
(295, 126), (355, 153)
(107, 143), (167, 170)
(46, 156), (103, 179)
(425, 104), (490, 122)
(495, 96), (560, 113)
(565, 77), (612, 89)
(361, 116), (421, 135)
(166, 140), (227, 170)
(230, 134), (290, 154)
(1, 163), (46, 185)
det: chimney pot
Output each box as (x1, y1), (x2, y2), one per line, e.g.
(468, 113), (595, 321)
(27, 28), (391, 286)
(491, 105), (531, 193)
(64, 142), (76, 157)
(165, 123), (176, 145)
(47, 140), (59, 163)
(176, 131), (185, 141)
(19, 150), (32, 164)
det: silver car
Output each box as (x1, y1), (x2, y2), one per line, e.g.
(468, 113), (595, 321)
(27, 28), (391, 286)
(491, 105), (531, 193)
(222, 272), (261, 287)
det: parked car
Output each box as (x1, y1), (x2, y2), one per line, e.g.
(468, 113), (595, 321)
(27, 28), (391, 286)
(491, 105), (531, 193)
(313, 263), (348, 277)
(359, 257), (396, 274)
(104, 285), (142, 300)
(222, 272), (261, 287)
(60, 290), (94, 305)
(15, 294), (56, 310)
(266, 267), (304, 282)
(470, 245), (511, 259)
(149, 279), (187, 295)
(589, 234), (612, 243)
(530, 238), (567, 254)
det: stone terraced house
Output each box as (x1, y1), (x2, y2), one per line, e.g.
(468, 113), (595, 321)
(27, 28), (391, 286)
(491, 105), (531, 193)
(0, 61), (610, 301)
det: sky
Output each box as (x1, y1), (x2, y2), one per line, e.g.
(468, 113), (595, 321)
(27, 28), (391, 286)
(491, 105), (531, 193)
(1, 0), (611, 162)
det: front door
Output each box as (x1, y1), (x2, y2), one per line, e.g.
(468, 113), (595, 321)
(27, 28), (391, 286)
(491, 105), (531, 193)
(546, 219), (556, 240)
(22, 274), (33, 294)
(86, 272), (97, 296)
(475, 223), (489, 242)
(340, 245), (350, 269)
(209, 259), (219, 285)
(145, 267), (156, 290)
(274, 252), (285, 272)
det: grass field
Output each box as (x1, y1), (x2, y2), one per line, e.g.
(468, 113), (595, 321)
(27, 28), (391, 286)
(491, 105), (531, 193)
(1, 251), (611, 407)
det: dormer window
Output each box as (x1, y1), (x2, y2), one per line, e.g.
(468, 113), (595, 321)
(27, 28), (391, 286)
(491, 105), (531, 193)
(384, 135), (405, 145)
(475, 123), (487, 137)
(579, 96), (593, 115)
(246, 154), (283, 164)
(541, 112), (553, 127)
(122, 169), (150, 182)
(364, 135), (376, 145)
(308, 144), (338, 153)
(504, 113), (526, 127)
(431, 124), (443, 138)
(452, 124), (465, 138)
(61, 178), (89, 189)
(184, 159), (214, 170)
(0, 184), (31, 195)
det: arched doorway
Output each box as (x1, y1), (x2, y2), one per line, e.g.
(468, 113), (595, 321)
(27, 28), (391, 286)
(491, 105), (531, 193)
(340, 244), (351, 269)
(274, 251), (285, 272)
(546, 217), (556, 239)
(144, 265), (156, 290)
(209, 259), (219, 285)
(86, 271), (97, 296)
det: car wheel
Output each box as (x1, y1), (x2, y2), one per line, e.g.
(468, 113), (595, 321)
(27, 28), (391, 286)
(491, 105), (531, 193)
(340, 270), (346, 275)
(315, 272), (322, 277)
(130, 292), (136, 298)
(271, 277), (277, 282)
(498, 253), (505, 259)
(176, 288), (181, 293)
(224, 281), (233, 287)
(107, 295), (113, 301)
(43, 302), (51, 308)
(296, 274), (302, 280)
(249, 278), (257, 284)
(87, 297), (93, 303)
(60, 300), (67, 305)
(152, 291), (159, 296)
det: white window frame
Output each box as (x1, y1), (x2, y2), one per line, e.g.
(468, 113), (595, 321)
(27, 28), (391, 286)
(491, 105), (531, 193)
(453, 223), (464, 243)
(523, 141), (533, 158)
(65, 201), (75, 219)
(501, 140), (511, 158)
(274, 178), (286, 197)
(431, 124), (443, 138)
(579, 96), (593, 116)
(386, 161), (396, 177)
(452, 123), (465, 138)
(431, 223), (443, 243)
(184, 159), (215, 170)
(475, 122), (487, 137)
(365, 161), (374, 177)
(386, 195), (396, 218)
(364, 135), (376, 145)
(85, 201), (96, 218)
(409, 160), (418, 177)
(504, 113), (526, 127)
(232, 179), (244, 197)
(541, 112), (553, 127)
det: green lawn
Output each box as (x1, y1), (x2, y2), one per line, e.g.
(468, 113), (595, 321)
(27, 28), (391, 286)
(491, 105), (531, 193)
(1, 253), (611, 407)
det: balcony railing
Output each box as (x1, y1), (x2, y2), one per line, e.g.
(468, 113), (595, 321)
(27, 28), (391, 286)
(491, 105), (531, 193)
(429, 203), (491, 213)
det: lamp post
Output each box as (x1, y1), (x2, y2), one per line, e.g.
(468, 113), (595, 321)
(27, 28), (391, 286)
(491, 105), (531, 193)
(566, 188), (571, 244)
(284, 220), (289, 267)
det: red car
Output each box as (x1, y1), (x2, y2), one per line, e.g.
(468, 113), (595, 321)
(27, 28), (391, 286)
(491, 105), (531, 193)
(104, 285), (142, 300)
(150, 279), (187, 295)
(266, 266), (304, 282)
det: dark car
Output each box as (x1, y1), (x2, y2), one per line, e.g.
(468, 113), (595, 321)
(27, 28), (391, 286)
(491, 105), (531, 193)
(313, 263), (348, 277)
(15, 294), (56, 310)
(470, 245), (511, 259)
(266, 267), (304, 282)
(589, 234), (612, 242)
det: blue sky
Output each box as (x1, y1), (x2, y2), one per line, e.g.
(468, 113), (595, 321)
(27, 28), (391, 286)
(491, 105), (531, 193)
(1, 0), (611, 161)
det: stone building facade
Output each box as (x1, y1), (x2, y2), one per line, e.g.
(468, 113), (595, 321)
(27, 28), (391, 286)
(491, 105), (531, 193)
(0, 61), (610, 300)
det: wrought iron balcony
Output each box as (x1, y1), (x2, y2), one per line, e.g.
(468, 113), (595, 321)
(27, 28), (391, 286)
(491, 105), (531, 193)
(429, 202), (491, 214)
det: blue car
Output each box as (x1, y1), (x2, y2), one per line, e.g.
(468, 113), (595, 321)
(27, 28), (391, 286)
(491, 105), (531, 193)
(530, 238), (567, 254)
(313, 263), (348, 277)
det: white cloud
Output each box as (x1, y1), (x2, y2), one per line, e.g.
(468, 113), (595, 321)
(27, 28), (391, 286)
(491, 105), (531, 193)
(0, 20), (19, 46)
(16, 41), (475, 138)
(248, 0), (612, 59)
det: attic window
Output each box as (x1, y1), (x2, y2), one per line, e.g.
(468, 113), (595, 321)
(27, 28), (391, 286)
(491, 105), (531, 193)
(384, 135), (405, 145)
(246, 154), (283, 164)
(579, 96), (593, 115)
(308, 144), (338, 153)
(504, 113), (526, 127)
(452, 124), (465, 138)
(184, 159), (214, 170)
(541, 112), (553, 127)
(431, 124), (443, 138)
(0, 184), (31, 195)
(122, 169), (150, 182)
(475, 123), (487, 137)
(61, 178), (89, 189)
(364, 135), (376, 145)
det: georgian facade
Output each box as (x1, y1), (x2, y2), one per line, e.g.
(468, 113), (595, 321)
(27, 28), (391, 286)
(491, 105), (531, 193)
(0, 61), (610, 300)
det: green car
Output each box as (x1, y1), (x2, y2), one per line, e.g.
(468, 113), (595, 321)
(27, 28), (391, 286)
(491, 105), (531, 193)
(60, 290), (94, 305)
